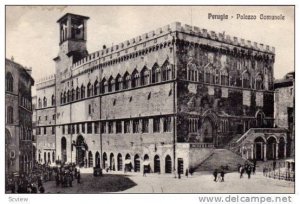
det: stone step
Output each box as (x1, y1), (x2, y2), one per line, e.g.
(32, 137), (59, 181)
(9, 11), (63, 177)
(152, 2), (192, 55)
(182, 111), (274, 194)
(193, 149), (248, 173)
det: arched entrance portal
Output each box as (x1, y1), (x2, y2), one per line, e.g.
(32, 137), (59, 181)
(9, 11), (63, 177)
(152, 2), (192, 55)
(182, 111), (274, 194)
(76, 135), (87, 167)
(110, 153), (115, 171)
(154, 155), (160, 173)
(95, 152), (100, 168)
(117, 153), (123, 171)
(254, 137), (265, 161)
(278, 137), (285, 159)
(267, 136), (277, 160)
(103, 152), (107, 169)
(134, 154), (140, 172)
(88, 151), (93, 167)
(143, 154), (150, 173)
(125, 154), (132, 172)
(165, 155), (172, 173)
(61, 137), (67, 163)
(201, 117), (216, 145)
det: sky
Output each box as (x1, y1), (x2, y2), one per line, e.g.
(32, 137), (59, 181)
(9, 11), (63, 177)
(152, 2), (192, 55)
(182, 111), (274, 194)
(6, 6), (294, 87)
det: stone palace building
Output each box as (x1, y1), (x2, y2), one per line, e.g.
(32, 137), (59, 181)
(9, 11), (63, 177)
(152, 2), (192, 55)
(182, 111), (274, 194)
(34, 13), (289, 174)
(5, 58), (35, 176)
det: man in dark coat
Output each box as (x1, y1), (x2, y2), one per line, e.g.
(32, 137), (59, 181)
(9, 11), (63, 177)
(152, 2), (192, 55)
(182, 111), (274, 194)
(213, 169), (218, 182)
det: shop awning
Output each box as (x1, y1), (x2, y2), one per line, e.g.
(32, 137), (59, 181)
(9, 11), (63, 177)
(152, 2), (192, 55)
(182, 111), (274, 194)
(125, 159), (132, 164)
(143, 161), (150, 165)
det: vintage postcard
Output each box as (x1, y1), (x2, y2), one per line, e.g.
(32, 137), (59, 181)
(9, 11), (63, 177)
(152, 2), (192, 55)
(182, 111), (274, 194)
(4, 5), (295, 196)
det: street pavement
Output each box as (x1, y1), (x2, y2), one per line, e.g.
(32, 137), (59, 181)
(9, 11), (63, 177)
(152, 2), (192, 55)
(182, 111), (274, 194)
(43, 168), (294, 193)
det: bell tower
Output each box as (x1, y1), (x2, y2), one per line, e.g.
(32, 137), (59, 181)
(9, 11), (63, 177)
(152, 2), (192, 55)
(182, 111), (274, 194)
(56, 13), (89, 63)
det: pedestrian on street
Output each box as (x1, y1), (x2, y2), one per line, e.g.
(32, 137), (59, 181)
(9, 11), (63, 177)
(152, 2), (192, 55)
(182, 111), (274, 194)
(213, 169), (218, 182)
(239, 166), (244, 178)
(220, 170), (225, 182)
(143, 167), (147, 177)
(252, 165), (256, 175)
(77, 170), (81, 184)
(185, 169), (189, 178)
(247, 166), (252, 179)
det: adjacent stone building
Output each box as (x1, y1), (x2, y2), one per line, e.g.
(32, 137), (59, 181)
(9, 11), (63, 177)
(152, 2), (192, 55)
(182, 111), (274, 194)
(274, 72), (295, 157)
(5, 58), (35, 176)
(35, 13), (281, 174)
(35, 74), (56, 165)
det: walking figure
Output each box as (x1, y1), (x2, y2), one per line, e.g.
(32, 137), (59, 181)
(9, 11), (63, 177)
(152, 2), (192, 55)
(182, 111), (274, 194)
(213, 169), (218, 182)
(239, 166), (244, 178)
(247, 166), (252, 179)
(185, 169), (189, 178)
(77, 170), (81, 184)
(220, 170), (225, 182)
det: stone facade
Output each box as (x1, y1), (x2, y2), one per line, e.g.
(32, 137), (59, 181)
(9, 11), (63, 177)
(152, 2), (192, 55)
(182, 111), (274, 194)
(274, 72), (294, 156)
(5, 58), (34, 176)
(35, 75), (56, 165)
(35, 13), (277, 174)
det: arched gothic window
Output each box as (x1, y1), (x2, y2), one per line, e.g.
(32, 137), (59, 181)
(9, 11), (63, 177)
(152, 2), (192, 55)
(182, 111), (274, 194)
(131, 70), (139, 88)
(221, 69), (229, 86)
(101, 78), (107, 93)
(140, 67), (150, 86)
(71, 89), (75, 101)
(94, 80), (99, 95)
(242, 71), (251, 88)
(87, 82), (92, 97)
(76, 87), (80, 100)
(6, 72), (13, 92)
(51, 95), (55, 106)
(7, 106), (13, 124)
(38, 98), (42, 108)
(115, 74), (122, 91)
(256, 74), (263, 90)
(123, 72), (130, 89)
(152, 64), (161, 83)
(43, 97), (47, 107)
(108, 76), (114, 92)
(81, 85), (85, 99)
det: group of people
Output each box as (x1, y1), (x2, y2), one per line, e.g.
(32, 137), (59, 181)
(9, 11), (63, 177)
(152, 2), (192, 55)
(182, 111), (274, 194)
(6, 162), (83, 193)
(238, 161), (256, 179)
(213, 169), (226, 182)
(6, 163), (53, 193)
(55, 164), (81, 187)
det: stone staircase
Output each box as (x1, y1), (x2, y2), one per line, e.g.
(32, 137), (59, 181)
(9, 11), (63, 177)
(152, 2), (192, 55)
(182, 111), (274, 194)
(192, 148), (248, 173)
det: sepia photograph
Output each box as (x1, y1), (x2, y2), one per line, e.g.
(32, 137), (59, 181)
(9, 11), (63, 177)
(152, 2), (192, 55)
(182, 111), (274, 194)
(4, 5), (295, 195)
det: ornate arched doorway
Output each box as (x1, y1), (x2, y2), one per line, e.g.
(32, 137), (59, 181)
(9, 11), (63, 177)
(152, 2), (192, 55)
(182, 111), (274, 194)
(165, 155), (172, 173)
(76, 135), (87, 167)
(267, 136), (277, 160)
(61, 137), (67, 163)
(254, 137), (265, 161)
(154, 155), (160, 173)
(134, 154), (140, 172)
(201, 117), (216, 145)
